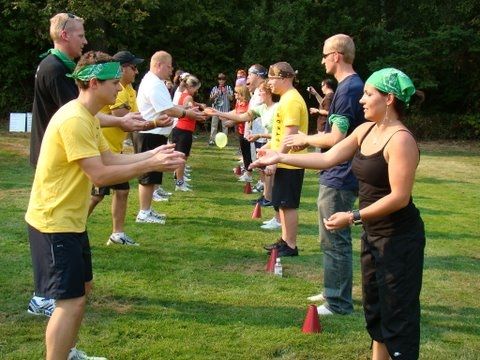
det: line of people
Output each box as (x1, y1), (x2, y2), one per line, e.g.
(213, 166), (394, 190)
(25, 11), (426, 360)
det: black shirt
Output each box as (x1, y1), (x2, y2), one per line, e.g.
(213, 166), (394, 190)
(30, 54), (78, 166)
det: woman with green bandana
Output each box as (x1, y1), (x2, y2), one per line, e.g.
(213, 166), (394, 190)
(26, 51), (185, 360)
(250, 68), (425, 360)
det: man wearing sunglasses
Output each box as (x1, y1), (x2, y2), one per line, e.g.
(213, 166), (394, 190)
(284, 34), (365, 316)
(30, 13), (145, 167)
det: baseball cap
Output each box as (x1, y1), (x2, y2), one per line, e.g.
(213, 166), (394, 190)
(113, 51), (144, 65)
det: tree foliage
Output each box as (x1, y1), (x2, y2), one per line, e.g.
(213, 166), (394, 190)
(0, 0), (479, 139)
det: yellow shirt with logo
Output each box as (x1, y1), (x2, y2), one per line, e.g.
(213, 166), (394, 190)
(100, 83), (138, 153)
(25, 100), (110, 233)
(270, 88), (308, 169)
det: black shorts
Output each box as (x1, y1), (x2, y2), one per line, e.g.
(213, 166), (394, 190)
(28, 225), (93, 300)
(133, 132), (168, 185)
(271, 167), (305, 209)
(361, 221), (425, 359)
(171, 127), (193, 157)
(91, 182), (130, 196)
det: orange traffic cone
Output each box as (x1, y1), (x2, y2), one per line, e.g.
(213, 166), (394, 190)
(235, 165), (242, 175)
(301, 304), (322, 333)
(244, 182), (252, 194)
(252, 202), (262, 219)
(265, 247), (278, 272)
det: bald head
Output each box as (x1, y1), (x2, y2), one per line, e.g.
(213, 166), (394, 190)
(150, 51), (171, 69)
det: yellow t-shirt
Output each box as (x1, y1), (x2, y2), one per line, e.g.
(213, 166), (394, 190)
(270, 88), (308, 169)
(25, 100), (110, 233)
(100, 83), (138, 153)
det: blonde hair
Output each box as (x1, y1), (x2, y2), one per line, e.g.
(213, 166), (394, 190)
(325, 34), (355, 64)
(181, 74), (201, 90)
(234, 85), (251, 102)
(49, 13), (84, 42)
(150, 51), (171, 69)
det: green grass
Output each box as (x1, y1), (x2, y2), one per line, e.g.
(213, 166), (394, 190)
(0, 132), (479, 359)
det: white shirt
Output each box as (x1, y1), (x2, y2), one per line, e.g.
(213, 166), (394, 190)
(248, 88), (268, 143)
(136, 71), (174, 135)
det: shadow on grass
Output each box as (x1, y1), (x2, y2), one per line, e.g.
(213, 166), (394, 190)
(422, 304), (480, 336)
(424, 255), (480, 273)
(416, 177), (470, 185)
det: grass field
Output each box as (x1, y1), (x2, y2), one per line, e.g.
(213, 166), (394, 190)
(0, 131), (479, 359)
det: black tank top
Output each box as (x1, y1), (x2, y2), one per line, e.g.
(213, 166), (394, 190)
(352, 125), (421, 236)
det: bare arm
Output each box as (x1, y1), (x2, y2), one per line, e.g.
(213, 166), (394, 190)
(251, 128), (359, 171)
(77, 145), (185, 187)
(284, 123), (346, 150)
(204, 107), (253, 123)
(96, 112), (146, 132)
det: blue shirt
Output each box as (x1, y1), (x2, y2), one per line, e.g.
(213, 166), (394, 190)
(320, 73), (365, 190)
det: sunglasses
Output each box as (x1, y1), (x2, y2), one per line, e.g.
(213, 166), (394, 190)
(322, 51), (344, 59)
(61, 13), (76, 31)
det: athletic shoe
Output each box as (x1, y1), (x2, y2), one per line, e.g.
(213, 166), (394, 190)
(175, 182), (192, 192)
(252, 181), (264, 193)
(261, 217), (281, 230)
(251, 196), (264, 205)
(107, 233), (139, 246)
(154, 186), (172, 197)
(263, 238), (286, 251)
(68, 347), (107, 360)
(136, 210), (166, 224)
(278, 243), (299, 257)
(238, 173), (253, 182)
(152, 191), (169, 202)
(258, 198), (273, 207)
(307, 293), (325, 302)
(262, 216), (277, 225)
(27, 295), (55, 317)
(208, 141), (215, 146)
(317, 304), (334, 316)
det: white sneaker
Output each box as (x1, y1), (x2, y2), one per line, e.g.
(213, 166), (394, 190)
(317, 304), (334, 316)
(107, 233), (139, 246)
(68, 347), (107, 360)
(136, 210), (166, 224)
(152, 192), (169, 202)
(307, 293), (325, 302)
(238, 173), (253, 182)
(27, 295), (55, 317)
(260, 217), (281, 230)
(262, 217), (276, 225)
(154, 186), (172, 197)
(175, 182), (192, 192)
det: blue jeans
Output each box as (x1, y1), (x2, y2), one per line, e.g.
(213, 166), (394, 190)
(317, 184), (358, 314)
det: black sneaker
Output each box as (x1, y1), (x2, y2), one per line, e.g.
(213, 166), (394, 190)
(251, 196), (264, 205)
(278, 243), (299, 257)
(259, 198), (273, 207)
(264, 238), (286, 251)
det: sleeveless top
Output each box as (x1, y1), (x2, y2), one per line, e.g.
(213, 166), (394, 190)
(175, 92), (196, 132)
(351, 124), (422, 236)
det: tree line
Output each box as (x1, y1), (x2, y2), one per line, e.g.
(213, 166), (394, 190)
(1, 0), (479, 139)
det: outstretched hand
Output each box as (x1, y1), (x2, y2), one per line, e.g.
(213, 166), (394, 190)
(283, 131), (309, 149)
(248, 149), (281, 170)
(119, 112), (146, 132)
(152, 150), (186, 172)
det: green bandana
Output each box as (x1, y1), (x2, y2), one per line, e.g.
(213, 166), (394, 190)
(40, 48), (76, 72)
(366, 68), (416, 104)
(67, 62), (122, 81)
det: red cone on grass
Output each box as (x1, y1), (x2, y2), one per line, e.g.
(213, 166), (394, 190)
(302, 304), (322, 333)
(265, 247), (278, 272)
(244, 182), (252, 194)
(252, 202), (262, 219)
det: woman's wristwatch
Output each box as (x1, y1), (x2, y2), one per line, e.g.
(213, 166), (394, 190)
(351, 209), (362, 226)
